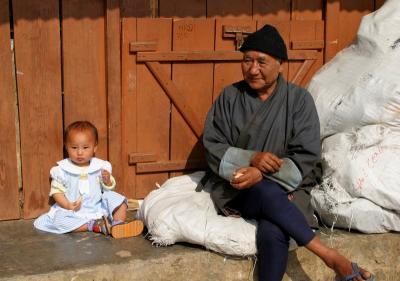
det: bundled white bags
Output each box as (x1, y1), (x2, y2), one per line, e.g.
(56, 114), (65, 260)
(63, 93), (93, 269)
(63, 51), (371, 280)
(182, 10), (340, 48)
(311, 125), (400, 233)
(308, 0), (400, 233)
(309, 0), (400, 139)
(137, 172), (257, 256)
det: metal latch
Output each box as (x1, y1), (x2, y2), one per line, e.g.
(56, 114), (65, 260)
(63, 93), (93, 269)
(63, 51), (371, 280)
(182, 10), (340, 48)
(223, 25), (253, 50)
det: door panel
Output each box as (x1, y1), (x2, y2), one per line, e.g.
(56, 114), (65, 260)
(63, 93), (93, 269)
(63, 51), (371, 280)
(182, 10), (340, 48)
(125, 19), (324, 197)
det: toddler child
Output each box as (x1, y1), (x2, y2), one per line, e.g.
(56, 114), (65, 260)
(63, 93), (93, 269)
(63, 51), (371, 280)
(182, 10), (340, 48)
(34, 121), (143, 238)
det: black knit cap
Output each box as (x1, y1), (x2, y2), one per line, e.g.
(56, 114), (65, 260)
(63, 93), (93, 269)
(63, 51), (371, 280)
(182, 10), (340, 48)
(239, 24), (288, 61)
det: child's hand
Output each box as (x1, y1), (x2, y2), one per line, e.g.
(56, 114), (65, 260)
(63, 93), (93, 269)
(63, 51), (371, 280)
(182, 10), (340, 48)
(101, 169), (112, 186)
(68, 197), (82, 211)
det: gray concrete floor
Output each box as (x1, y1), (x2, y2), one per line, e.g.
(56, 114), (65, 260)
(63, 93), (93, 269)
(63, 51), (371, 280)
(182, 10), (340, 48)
(0, 216), (254, 281)
(0, 216), (399, 281)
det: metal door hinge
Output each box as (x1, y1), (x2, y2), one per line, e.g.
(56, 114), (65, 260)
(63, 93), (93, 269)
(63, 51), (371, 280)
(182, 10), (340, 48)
(223, 25), (253, 50)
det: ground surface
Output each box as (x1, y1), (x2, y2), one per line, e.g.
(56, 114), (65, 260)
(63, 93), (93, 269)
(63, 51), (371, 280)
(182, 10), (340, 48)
(0, 217), (399, 281)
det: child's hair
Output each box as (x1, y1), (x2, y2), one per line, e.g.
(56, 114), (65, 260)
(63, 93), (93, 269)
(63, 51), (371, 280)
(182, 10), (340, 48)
(64, 121), (99, 144)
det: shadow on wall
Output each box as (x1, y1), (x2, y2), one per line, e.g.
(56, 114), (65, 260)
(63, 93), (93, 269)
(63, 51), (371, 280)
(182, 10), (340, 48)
(0, 0), (385, 25)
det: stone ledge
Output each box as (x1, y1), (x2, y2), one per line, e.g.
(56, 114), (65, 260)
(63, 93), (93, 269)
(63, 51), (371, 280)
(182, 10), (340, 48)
(0, 219), (398, 281)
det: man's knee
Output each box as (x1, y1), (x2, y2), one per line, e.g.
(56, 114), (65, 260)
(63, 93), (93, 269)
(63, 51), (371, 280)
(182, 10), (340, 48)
(252, 179), (286, 202)
(256, 219), (289, 248)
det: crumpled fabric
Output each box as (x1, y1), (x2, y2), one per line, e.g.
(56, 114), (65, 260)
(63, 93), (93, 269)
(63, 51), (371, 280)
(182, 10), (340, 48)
(137, 171), (258, 256)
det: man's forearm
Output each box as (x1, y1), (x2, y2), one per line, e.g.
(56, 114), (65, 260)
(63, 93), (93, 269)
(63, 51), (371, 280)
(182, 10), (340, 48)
(219, 147), (256, 181)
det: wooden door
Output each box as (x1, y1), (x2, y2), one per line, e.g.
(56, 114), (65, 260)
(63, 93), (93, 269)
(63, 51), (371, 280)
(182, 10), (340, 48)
(12, 0), (63, 218)
(122, 19), (324, 198)
(0, 0), (20, 220)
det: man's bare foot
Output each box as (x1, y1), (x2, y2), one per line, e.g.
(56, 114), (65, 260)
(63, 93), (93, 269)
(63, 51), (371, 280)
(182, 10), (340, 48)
(326, 250), (373, 281)
(306, 238), (373, 281)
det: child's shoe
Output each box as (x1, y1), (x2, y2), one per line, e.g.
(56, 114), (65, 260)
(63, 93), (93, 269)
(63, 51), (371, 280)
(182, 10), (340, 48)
(110, 219), (144, 239)
(89, 217), (110, 235)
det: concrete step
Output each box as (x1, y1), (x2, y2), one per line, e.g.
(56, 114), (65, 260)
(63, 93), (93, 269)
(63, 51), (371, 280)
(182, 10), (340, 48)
(0, 218), (398, 281)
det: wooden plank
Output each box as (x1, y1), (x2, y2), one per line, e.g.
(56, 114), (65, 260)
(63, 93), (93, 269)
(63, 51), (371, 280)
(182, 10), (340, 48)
(288, 20), (324, 86)
(106, 0), (122, 189)
(308, 21), (324, 84)
(128, 153), (157, 164)
(207, 0), (252, 18)
(159, 0), (206, 18)
(339, 0), (374, 51)
(138, 50), (242, 61)
(325, 0), (340, 62)
(136, 50), (319, 61)
(62, 0), (108, 159)
(129, 41), (158, 52)
(121, 0), (155, 17)
(145, 61), (203, 138)
(0, 0), (20, 220)
(13, 0), (63, 218)
(120, 0), (156, 198)
(291, 60), (316, 85)
(292, 0), (323, 20)
(252, 1), (291, 21)
(213, 18), (255, 101)
(135, 18), (172, 198)
(291, 40), (324, 50)
(170, 19), (214, 176)
(137, 159), (207, 173)
(121, 16), (137, 199)
(290, 1), (323, 84)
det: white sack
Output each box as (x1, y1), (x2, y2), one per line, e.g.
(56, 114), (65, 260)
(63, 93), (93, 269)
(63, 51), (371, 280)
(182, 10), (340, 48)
(311, 195), (400, 234)
(311, 125), (400, 233)
(308, 0), (400, 139)
(137, 171), (257, 256)
(308, 0), (400, 233)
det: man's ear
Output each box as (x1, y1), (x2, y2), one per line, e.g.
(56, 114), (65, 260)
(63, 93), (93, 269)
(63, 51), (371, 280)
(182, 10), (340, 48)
(278, 60), (284, 73)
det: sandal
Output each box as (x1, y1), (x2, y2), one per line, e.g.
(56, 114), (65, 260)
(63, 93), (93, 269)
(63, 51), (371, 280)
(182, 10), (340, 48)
(110, 219), (144, 239)
(90, 217), (110, 235)
(338, 262), (375, 281)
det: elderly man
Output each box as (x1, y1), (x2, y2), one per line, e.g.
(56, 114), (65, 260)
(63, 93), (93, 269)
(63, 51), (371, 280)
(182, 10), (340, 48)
(199, 25), (374, 281)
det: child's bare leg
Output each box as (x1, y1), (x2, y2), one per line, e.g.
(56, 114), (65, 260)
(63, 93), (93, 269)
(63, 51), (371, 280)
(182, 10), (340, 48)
(112, 202), (128, 222)
(72, 224), (88, 232)
(305, 236), (372, 280)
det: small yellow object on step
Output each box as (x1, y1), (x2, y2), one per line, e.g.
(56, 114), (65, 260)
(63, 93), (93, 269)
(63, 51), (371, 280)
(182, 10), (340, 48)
(127, 199), (141, 211)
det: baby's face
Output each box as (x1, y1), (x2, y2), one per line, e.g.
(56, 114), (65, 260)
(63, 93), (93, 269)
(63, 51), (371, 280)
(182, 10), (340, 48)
(65, 130), (97, 166)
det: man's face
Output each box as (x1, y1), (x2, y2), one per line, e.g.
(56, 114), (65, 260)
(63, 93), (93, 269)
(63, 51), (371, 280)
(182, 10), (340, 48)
(241, 50), (282, 95)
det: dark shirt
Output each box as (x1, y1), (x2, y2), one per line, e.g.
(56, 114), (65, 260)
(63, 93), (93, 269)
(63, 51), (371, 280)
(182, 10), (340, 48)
(199, 75), (321, 226)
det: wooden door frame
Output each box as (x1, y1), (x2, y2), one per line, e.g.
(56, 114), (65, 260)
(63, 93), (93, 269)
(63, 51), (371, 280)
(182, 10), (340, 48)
(126, 19), (324, 175)
(128, 48), (319, 174)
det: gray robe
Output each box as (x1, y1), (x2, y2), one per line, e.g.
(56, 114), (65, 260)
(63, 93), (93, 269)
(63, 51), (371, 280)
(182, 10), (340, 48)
(199, 75), (321, 226)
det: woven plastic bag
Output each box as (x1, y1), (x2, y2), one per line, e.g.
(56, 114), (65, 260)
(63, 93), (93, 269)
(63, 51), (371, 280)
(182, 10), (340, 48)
(308, 0), (400, 139)
(311, 125), (400, 233)
(308, 0), (400, 233)
(137, 171), (257, 256)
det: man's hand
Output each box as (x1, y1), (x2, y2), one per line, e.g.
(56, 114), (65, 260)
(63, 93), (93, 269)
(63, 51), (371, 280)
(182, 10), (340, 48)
(250, 152), (283, 173)
(230, 167), (262, 190)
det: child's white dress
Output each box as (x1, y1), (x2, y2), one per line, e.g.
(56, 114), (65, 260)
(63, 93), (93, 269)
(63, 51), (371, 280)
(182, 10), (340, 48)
(34, 157), (126, 234)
